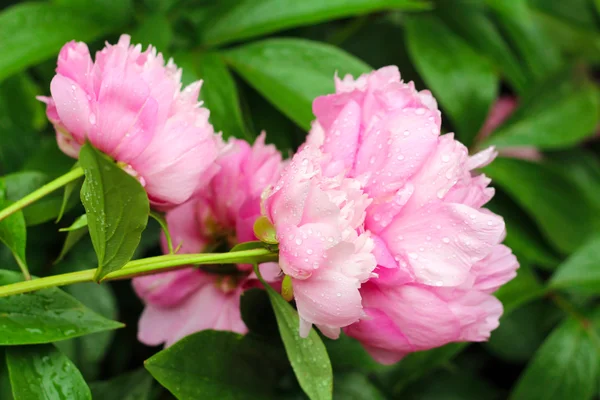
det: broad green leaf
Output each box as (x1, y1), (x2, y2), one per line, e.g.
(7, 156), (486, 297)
(145, 330), (278, 399)
(509, 317), (598, 400)
(199, 0), (430, 46)
(178, 52), (251, 141)
(435, 1), (527, 93)
(487, 195), (559, 269)
(404, 14), (498, 146)
(544, 149), (600, 210)
(6, 344), (91, 400)
(549, 236), (600, 292)
(0, 269), (123, 345)
(0, 74), (44, 175)
(0, 182), (28, 279)
(378, 343), (466, 395)
(0, 3), (111, 82)
(484, 76), (600, 149)
(237, 78), (304, 152)
(333, 372), (386, 400)
(224, 38), (371, 130)
(0, 350), (14, 400)
(0, 72), (46, 131)
(132, 14), (173, 51)
(485, 0), (562, 83)
(53, 240), (118, 380)
(90, 368), (154, 400)
(531, 9), (600, 63)
(53, 0), (133, 26)
(494, 263), (544, 314)
(486, 301), (562, 363)
(528, 0), (599, 31)
(484, 158), (600, 254)
(259, 275), (332, 400)
(78, 143), (149, 281)
(4, 170), (77, 226)
(55, 281), (117, 379)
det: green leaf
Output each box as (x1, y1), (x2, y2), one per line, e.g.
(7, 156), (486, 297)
(0, 181), (28, 279)
(544, 149), (600, 210)
(0, 3), (113, 82)
(484, 157), (600, 254)
(6, 344), (91, 400)
(198, 0), (430, 46)
(404, 14), (498, 146)
(53, 0), (133, 27)
(487, 195), (559, 269)
(59, 215), (88, 232)
(333, 372), (386, 400)
(0, 73), (50, 175)
(53, 241), (118, 380)
(90, 368), (154, 400)
(485, 0), (562, 83)
(494, 262), (544, 314)
(435, 1), (527, 93)
(145, 330), (278, 399)
(55, 225), (89, 265)
(528, 0), (599, 31)
(509, 317), (598, 400)
(259, 274), (333, 400)
(132, 14), (173, 51)
(486, 301), (562, 363)
(224, 38), (371, 130)
(177, 52), (251, 141)
(0, 350), (14, 400)
(378, 343), (466, 395)
(0, 269), (123, 345)
(530, 9), (600, 63)
(484, 75), (600, 149)
(549, 235), (600, 292)
(0, 72), (46, 132)
(78, 143), (149, 281)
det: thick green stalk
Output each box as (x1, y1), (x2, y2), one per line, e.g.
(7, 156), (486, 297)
(0, 167), (84, 222)
(0, 248), (277, 297)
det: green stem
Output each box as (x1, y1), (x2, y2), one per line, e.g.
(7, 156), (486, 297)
(0, 167), (84, 222)
(0, 248), (277, 297)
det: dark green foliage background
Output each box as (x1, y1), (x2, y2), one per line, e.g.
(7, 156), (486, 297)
(1, 0), (600, 399)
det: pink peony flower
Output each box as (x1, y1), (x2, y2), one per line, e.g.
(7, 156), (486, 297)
(264, 66), (518, 363)
(263, 145), (377, 339)
(133, 135), (284, 346)
(39, 34), (222, 209)
(476, 96), (542, 161)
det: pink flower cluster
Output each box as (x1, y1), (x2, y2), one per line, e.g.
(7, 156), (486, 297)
(43, 36), (518, 364)
(133, 134), (283, 346)
(264, 67), (518, 363)
(40, 35), (221, 209)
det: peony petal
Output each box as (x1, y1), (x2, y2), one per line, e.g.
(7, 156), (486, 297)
(381, 203), (505, 286)
(50, 75), (92, 143)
